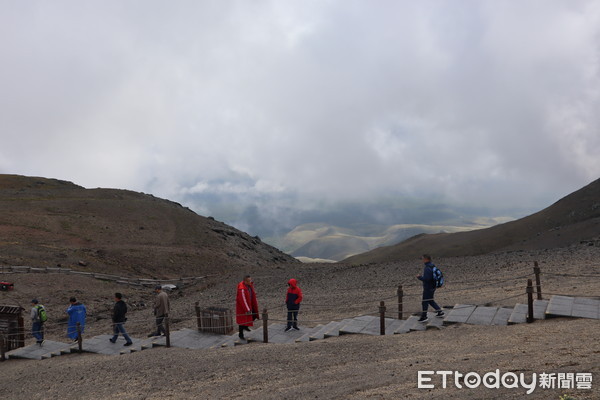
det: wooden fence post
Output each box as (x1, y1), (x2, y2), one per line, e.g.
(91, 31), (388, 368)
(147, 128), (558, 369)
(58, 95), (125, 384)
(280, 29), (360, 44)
(533, 261), (542, 300)
(397, 285), (403, 320)
(76, 322), (83, 353)
(17, 316), (25, 348)
(195, 301), (202, 332)
(526, 279), (534, 323)
(0, 333), (6, 361)
(379, 301), (386, 335)
(165, 315), (171, 348)
(262, 308), (269, 343)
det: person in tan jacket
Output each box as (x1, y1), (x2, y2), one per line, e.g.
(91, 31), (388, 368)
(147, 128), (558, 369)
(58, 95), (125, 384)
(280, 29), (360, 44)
(148, 285), (170, 337)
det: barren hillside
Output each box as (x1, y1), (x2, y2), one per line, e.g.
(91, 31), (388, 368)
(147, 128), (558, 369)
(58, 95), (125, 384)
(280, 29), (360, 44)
(0, 175), (297, 277)
(343, 178), (600, 264)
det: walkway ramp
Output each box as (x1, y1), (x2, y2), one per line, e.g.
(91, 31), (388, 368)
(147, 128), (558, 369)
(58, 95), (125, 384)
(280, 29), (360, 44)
(245, 323), (306, 344)
(149, 328), (232, 349)
(331, 315), (402, 336)
(444, 304), (477, 324)
(77, 335), (153, 355)
(5, 296), (599, 362)
(6, 340), (73, 360)
(546, 296), (600, 319)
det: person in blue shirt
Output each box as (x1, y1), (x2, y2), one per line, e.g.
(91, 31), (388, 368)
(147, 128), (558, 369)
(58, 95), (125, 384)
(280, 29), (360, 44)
(66, 297), (87, 341)
(417, 254), (444, 322)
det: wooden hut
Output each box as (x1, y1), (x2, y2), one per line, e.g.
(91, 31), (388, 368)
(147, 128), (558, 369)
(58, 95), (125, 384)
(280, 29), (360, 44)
(0, 305), (25, 360)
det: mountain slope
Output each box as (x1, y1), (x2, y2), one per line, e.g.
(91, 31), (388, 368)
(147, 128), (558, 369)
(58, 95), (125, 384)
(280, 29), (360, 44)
(0, 174), (297, 277)
(282, 220), (511, 262)
(343, 178), (600, 264)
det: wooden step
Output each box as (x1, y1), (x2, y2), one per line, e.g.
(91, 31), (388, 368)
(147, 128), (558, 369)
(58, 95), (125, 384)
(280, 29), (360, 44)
(393, 315), (427, 333)
(386, 318), (405, 334)
(545, 295), (574, 317)
(324, 319), (353, 337)
(491, 307), (513, 326)
(296, 324), (323, 342)
(426, 313), (445, 329)
(296, 324), (323, 343)
(571, 297), (600, 319)
(546, 295), (600, 319)
(361, 317), (398, 336)
(533, 299), (549, 320)
(508, 304), (528, 324)
(444, 304), (476, 324)
(309, 322), (338, 340)
(339, 315), (378, 334)
(465, 306), (498, 325)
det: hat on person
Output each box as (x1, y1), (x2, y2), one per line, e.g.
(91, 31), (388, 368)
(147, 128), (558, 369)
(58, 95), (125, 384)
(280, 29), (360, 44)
(31, 299), (39, 304)
(155, 285), (162, 290)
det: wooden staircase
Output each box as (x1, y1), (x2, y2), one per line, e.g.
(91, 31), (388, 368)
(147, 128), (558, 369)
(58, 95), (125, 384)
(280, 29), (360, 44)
(5, 296), (599, 360)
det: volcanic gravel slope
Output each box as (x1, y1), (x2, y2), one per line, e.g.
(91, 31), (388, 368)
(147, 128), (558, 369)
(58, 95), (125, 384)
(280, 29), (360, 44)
(344, 177), (600, 263)
(0, 174), (297, 278)
(1, 245), (599, 399)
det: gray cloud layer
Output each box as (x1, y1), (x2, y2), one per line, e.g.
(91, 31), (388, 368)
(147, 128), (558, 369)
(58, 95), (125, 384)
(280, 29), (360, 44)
(1, 1), (599, 233)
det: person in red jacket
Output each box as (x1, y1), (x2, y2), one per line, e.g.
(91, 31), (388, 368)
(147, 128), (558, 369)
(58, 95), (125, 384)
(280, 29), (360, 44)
(236, 275), (259, 339)
(285, 278), (303, 332)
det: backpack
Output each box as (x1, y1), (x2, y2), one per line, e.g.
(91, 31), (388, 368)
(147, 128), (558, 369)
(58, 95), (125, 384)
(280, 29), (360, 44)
(432, 266), (444, 288)
(36, 305), (48, 323)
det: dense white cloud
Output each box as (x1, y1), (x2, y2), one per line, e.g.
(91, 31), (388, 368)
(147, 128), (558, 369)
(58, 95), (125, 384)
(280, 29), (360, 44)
(1, 0), (599, 233)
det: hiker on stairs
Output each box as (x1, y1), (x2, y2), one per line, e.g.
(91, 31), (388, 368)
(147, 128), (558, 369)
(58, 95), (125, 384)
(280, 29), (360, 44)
(149, 285), (170, 337)
(236, 275), (259, 340)
(284, 278), (303, 332)
(110, 292), (133, 346)
(66, 297), (87, 342)
(417, 254), (445, 322)
(30, 299), (46, 346)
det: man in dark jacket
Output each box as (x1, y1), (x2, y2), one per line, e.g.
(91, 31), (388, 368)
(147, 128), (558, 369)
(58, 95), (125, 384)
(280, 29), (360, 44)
(417, 254), (444, 322)
(110, 292), (133, 346)
(284, 278), (303, 332)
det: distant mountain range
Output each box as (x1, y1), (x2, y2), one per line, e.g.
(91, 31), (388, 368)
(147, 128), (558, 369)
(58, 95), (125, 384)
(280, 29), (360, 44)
(281, 217), (514, 262)
(3, 174), (597, 271)
(343, 177), (600, 264)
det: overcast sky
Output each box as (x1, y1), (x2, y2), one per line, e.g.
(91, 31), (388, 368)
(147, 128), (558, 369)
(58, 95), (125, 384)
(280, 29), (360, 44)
(1, 1), (599, 234)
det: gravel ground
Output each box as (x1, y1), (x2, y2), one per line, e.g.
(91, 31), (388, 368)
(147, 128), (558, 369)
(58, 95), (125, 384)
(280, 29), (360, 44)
(1, 244), (599, 399)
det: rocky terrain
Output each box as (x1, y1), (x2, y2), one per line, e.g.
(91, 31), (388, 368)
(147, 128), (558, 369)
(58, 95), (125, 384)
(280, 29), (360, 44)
(0, 174), (599, 399)
(1, 244), (598, 399)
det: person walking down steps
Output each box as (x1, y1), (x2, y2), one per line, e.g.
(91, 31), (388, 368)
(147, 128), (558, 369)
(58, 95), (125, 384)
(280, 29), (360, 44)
(149, 285), (170, 337)
(284, 278), (303, 332)
(417, 254), (445, 322)
(110, 292), (133, 346)
(66, 297), (87, 342)
(30, 299), (47, 346)
(236, 275), (259, 340)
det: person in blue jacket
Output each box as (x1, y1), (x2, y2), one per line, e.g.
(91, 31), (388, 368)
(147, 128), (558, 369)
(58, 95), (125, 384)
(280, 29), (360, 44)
(66, 297), (87, 341)
(417, 254), (444, 322)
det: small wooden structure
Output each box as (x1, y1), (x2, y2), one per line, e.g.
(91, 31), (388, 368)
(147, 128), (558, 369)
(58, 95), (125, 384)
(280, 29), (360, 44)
(195, 303), (233, 335)
(0, 305), (25, 358)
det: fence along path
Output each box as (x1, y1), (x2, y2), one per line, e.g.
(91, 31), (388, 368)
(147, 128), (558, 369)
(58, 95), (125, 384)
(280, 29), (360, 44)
(2, 263), (599, 361)
(0, 265), (211, 287)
